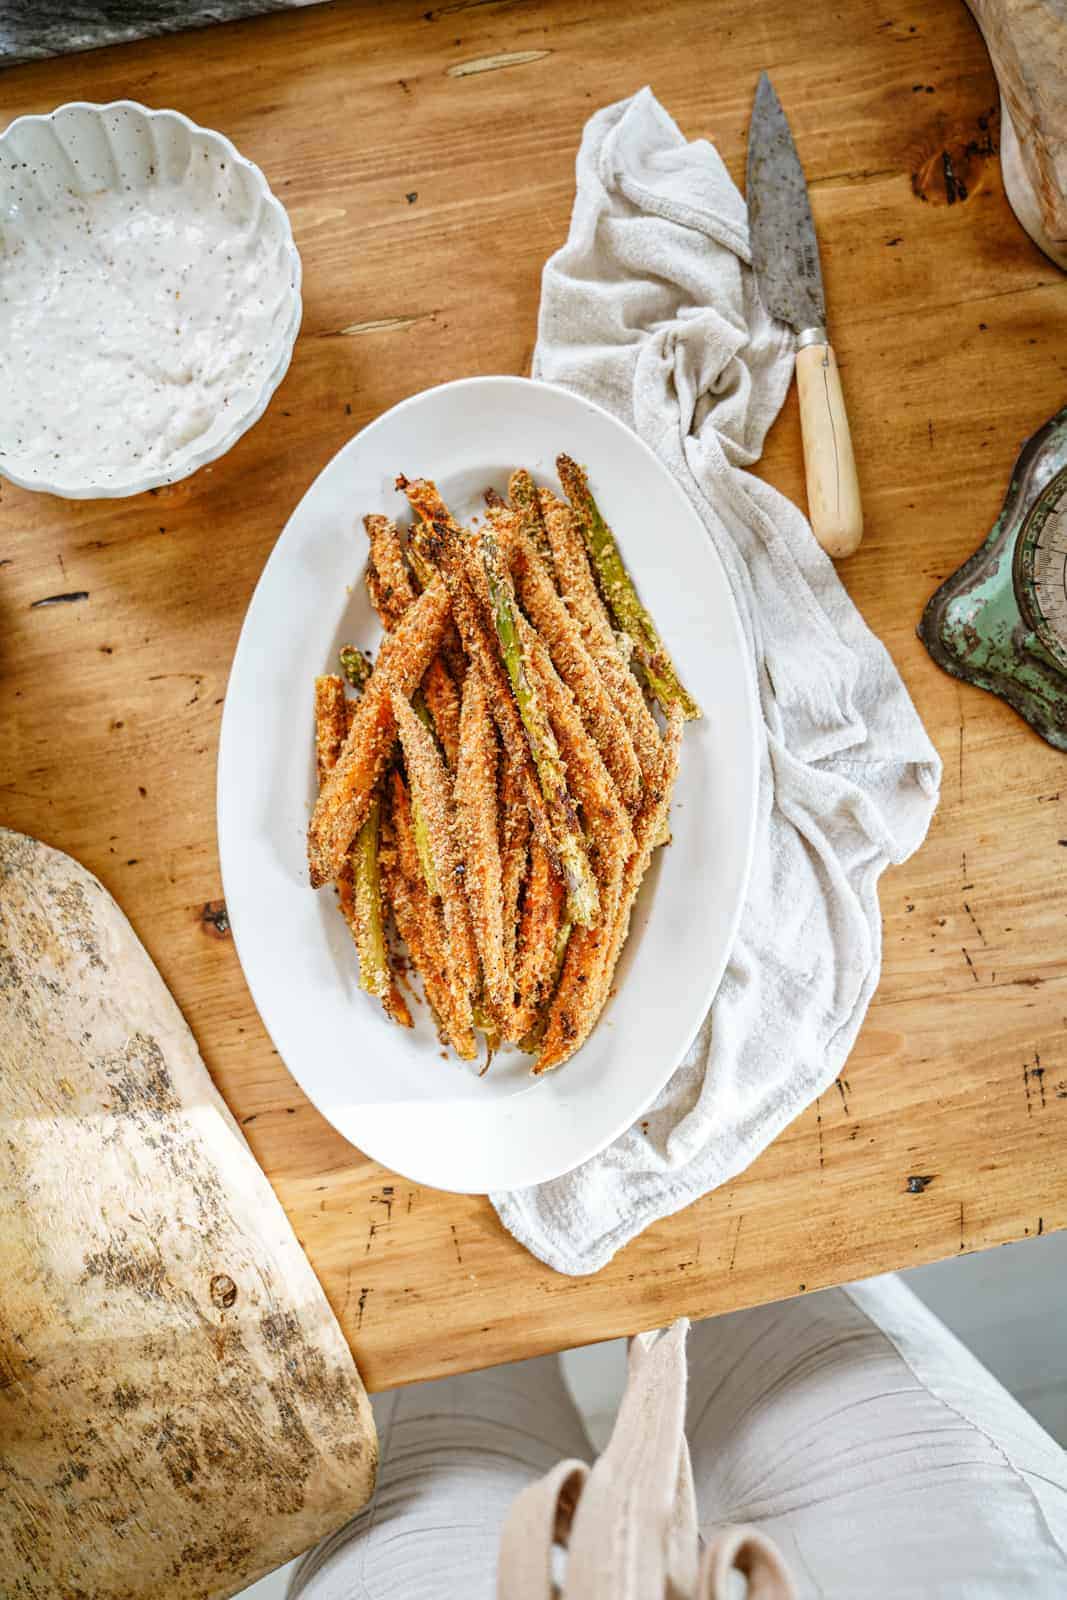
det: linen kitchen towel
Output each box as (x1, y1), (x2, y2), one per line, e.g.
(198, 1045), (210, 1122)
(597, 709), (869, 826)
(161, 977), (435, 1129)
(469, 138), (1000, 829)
(491, 89), (941, 1274)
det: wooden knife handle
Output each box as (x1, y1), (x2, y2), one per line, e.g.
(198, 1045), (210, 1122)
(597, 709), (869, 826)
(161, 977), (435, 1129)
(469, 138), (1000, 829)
(795, 340), (863, 559)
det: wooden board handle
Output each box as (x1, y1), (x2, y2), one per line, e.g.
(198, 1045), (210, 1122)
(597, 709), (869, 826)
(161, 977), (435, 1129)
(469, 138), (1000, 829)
(795, 340), (863, 559)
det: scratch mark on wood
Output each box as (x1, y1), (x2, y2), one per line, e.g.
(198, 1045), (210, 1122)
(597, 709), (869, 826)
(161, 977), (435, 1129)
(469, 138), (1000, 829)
(962, 902), (987, 946)
(1033, 1052), (1046, 1108)
(333, 313), (437, 337)
(446, 49), (551, 76)
(729, 1213), (744, 1272)
(815, 1097), (824, 1169)
(342, 1268), (354, 1317)
(961, 947), (979, 982)
(356, 1286), (370, 1330)
(364, 1222), (379, 1256)
(1023, 1062), (1032, 1116)
(450, 1223), (463, 1265)
(1038, 1216), (1044, 1235)
(425, 0), (523, 17)
(959, 1201), (965, 1252)
(835, 1077), (851, 1115)
(30, 591), (88, 608)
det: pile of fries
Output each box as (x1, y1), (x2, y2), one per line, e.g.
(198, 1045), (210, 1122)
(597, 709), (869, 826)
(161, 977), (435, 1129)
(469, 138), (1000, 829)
(308, 456), (700, 1074)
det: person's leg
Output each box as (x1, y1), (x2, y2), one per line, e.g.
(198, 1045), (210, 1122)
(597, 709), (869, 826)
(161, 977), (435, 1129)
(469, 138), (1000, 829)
(288, 1353), (590, 1600)
(686, 1275), (1067, 1598)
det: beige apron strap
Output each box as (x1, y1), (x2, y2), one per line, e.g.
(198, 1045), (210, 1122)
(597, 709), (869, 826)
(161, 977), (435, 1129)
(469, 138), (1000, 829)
(697, 1526), (798, 1600)
(561, 1320), (698, 1600)
(496, 1458), (589, 1600)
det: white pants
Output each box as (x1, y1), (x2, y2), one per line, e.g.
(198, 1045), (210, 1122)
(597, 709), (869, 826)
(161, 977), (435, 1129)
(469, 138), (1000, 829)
(290, 1276), (1067, 1598)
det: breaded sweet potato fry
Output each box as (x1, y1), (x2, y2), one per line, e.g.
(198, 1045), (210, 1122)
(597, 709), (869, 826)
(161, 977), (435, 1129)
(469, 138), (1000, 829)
(308, 581), (450, 887)
(498, 747), (530, 983)
(382, 772), (476, 1058)
(454, 670), (508, 1013)
(535, 704), (684, 1074)
(509, 839), (566, 1042)
(509, 525), (642, 810)
(540, 490), (666, 787)
(422, 655), (461, 770)
(391, 689), (480, 1026)
(363, 515), (462, 765)
(314, 675), (348, 787)
(521, 615), (636, 868)
(364, 513), (417, 628)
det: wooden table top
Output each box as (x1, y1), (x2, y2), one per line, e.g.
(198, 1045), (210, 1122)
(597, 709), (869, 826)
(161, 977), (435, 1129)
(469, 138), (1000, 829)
(3, 0), (1065, 1394)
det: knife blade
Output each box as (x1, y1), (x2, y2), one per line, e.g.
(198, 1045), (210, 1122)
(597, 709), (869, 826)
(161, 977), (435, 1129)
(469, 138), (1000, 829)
(746, 73), (863, 558)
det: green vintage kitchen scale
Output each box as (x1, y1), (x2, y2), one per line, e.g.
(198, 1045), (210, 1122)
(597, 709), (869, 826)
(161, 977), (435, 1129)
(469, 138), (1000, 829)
(920, 405), (1067, 752)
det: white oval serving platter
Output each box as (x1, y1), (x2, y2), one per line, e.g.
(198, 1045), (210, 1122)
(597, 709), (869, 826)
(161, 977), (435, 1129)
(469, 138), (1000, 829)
(217, 376), (758, 1193)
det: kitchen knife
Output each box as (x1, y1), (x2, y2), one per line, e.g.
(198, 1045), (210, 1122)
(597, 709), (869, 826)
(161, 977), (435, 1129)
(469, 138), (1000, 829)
(746, 72), (863, 558)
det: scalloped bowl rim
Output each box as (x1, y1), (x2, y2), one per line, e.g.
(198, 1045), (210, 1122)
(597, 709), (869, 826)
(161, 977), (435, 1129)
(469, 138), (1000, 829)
(0, 100), (303, 500)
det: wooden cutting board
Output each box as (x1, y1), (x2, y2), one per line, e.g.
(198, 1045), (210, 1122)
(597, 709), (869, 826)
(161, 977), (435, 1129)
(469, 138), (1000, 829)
(0, 828), (376, 1600)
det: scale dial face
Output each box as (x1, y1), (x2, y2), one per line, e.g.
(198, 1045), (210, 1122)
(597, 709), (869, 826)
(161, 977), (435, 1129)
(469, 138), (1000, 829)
(1015, 464), (1067, 672)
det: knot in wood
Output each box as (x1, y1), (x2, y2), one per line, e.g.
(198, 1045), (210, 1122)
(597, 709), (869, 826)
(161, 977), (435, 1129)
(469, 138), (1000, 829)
(210, 1273), (238, 1309)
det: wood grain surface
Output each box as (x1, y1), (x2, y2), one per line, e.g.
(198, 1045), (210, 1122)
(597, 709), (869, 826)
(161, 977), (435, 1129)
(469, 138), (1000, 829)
(1, 0), (1065, 1394)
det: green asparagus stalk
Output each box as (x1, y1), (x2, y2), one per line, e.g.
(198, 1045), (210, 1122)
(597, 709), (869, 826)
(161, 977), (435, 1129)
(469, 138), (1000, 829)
(350, 796), (391, 1000)
(339, 643), (373, 691)
(408, 689), (441, 896)
(480, 525), (599, 928)
(406, 533), (436, 593)
(508, 468), (555, 576)
(557, 454), (701, 720)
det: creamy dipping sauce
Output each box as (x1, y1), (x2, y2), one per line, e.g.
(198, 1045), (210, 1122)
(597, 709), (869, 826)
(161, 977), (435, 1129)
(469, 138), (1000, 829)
(0, 157), (294, 492)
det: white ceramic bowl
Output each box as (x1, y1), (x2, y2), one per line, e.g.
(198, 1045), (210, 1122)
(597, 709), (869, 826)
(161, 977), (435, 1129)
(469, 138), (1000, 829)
(0, 101), (301, 499)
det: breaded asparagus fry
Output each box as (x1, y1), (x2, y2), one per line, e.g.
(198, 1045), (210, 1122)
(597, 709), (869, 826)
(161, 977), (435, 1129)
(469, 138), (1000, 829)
(391, 690), (480, 1027)
(557, 454), (701, 720)
(540, 490), (666, 786)
(454, 670), (508, 1012)
(318, 688), (410, 1027)
(308, 581), (450, 887)
(535, 704), (684, 1074)
(498, 748), (530, 983)
(339, 645), (373, 692)
(509, 525), (642, 810)
(509, 840), (566, 1041)
(508, 467), (555, 574)
(472, 516), (599, 926)
(314, 675), (348, 786)
(383, 772), (476, 1059)
(364, 513), (418, 628)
